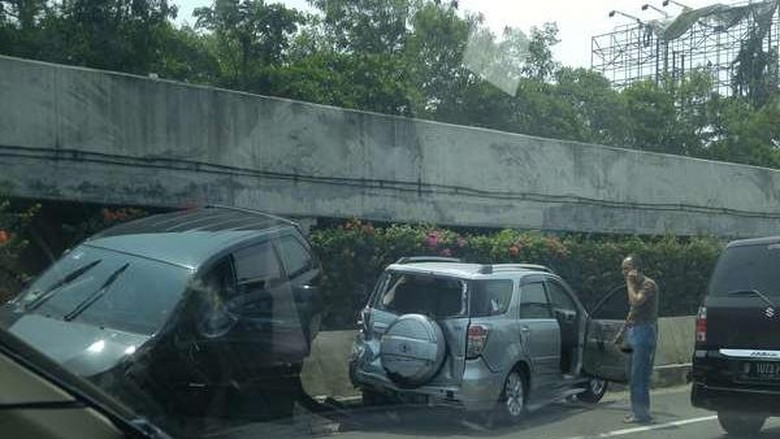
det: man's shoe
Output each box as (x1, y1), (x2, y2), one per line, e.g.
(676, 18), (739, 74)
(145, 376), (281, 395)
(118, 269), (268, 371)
(623, 414), (653, 424)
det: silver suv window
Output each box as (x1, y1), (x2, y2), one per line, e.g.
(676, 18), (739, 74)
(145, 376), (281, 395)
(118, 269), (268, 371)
(519, 282), (553, 319)
(547, 280), (577, 312)
(470, 279), (514, 317)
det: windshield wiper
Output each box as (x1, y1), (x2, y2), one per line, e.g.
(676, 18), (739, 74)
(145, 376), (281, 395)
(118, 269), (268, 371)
(25, 260), (102, 312)
(129, 417), (174, 439)
(726, 289), (777, 307)
(64, 263), (129, 322)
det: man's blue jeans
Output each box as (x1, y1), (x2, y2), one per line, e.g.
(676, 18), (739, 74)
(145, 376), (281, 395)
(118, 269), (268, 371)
(627, 323), (657, 421)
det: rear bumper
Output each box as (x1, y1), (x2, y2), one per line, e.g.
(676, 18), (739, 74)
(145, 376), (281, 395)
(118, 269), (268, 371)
(691, 381), (780, 415)
(351, 354), (502, 412)
(691, 351), (780, 416)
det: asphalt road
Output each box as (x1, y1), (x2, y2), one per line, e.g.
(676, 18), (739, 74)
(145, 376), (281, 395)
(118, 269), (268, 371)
(200, 385), (780, 439)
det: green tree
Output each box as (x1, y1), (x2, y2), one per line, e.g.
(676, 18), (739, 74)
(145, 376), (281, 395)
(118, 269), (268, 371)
(194, 0), (304, 90)
(308, 0), (413, 54)
(44, 0), (177, 74)
(522, 22), (559, 81)
(271, 50), (415, 115)
(707, 96), (780, 167)
(156, 25), (220, 84)
(620, 71), (714, 157)
(403, 1), (477, 116)
(0, 0), (51, 59)
(552, 67), (630, 145)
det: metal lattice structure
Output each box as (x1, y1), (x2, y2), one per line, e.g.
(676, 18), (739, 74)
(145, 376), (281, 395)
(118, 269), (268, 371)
(591, 1), (780, 94)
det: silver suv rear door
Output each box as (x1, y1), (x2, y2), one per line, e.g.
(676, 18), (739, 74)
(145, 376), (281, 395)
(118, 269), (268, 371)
(364, 270), (469, 386)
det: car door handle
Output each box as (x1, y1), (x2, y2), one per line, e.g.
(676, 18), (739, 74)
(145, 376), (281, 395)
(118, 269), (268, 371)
(520, 326), (531, 343)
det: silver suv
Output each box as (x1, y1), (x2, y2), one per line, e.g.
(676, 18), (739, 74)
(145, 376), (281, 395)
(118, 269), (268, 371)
(349, 257), (629, 424)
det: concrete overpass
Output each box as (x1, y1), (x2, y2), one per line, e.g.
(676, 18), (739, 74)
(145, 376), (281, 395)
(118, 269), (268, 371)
(1, 55), (779, 237)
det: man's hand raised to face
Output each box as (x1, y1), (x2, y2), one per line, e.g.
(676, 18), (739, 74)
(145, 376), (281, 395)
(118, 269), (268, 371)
(626, 268), (639, 286)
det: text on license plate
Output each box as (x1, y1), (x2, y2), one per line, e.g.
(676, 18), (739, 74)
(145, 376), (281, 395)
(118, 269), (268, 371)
(744, 362), (780, 379)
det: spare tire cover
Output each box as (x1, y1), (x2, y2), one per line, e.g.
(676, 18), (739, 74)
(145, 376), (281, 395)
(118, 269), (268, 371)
(380, 314), (446, 387)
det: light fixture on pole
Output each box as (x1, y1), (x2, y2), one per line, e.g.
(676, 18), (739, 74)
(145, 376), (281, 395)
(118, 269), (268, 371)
(642, 4), (670, 18)
(662, 0), (690, 9)
(608, 10), (643, 24)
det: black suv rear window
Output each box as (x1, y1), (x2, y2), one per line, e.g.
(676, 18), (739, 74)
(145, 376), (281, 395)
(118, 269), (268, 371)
(377, 272), (466, 318)
(709, 243), (780, 297)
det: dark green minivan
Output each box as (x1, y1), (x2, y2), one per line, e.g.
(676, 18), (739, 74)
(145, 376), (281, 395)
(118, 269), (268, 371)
(0, 206), (323, 422)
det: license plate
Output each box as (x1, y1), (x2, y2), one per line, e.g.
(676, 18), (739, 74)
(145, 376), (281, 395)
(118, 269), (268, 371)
(742, 362), (780, 381)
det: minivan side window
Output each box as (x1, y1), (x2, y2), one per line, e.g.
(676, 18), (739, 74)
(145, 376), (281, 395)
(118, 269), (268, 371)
(233, 241), (284, 292)
(201, 258), (238, 299)
(519, 282), (552, 319)
(278, 235), (314, 278)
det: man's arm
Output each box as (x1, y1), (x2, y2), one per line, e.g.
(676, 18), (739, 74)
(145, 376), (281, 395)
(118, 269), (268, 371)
(627, 278), (654, 307)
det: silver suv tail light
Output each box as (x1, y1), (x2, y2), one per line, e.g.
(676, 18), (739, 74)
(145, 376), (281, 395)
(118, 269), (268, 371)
(466, 324), (489, 359)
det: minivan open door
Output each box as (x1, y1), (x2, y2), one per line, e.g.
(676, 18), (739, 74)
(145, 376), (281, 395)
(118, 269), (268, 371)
(582, 285), (630, 383)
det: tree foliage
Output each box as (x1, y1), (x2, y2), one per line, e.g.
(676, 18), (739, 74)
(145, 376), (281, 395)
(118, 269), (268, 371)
(0, 0), (779, 168)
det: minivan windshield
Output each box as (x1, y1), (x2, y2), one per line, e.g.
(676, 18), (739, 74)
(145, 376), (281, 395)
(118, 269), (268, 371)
(708, 243), (780, 298)
(13, 245), (192, 335)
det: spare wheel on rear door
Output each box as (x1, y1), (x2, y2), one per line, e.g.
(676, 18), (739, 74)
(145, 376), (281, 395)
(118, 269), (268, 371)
(380, 314), (446, 387)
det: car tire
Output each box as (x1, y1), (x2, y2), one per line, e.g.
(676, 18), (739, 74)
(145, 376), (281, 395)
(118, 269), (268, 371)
(717, 411), (766, 436)
(494, 369), (527, 425)
(576, 377), (608, 403)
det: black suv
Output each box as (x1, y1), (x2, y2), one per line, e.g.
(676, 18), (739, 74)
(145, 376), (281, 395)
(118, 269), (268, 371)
(691, 236), (780, 436)
(0, 206), (323, 420)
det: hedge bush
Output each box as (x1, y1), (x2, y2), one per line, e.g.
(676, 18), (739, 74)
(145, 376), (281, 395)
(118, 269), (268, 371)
(0, 194), (38, 302)
(310, 220), (724, 329)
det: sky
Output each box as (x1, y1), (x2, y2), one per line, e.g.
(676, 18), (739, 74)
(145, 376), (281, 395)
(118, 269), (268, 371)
(174, 0), (724, 69)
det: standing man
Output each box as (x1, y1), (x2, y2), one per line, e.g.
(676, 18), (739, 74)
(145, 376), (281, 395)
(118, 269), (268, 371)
(621, 254), (658, 424)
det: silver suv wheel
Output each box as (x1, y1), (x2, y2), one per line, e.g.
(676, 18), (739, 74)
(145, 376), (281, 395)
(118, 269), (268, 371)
(500, 370), (526, 422)
(506, 372), (524, 416)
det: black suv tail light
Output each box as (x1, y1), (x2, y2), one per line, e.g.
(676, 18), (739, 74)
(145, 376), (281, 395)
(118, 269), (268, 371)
(695, 306), (707, 343)
(466, 324), (489, 359)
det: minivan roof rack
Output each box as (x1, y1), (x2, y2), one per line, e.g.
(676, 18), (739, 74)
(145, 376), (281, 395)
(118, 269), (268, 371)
(478, 264), (554, 274)
(205, 204), (299, 227)
(395, 256), (462, 265)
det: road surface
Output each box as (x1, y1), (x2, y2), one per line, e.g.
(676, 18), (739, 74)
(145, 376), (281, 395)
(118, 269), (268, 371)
(199, 385), (780, 439)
